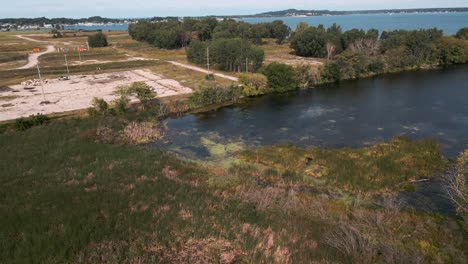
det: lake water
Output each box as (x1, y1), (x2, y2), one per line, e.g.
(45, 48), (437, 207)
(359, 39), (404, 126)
(240, 12), (468, 35)
(158, 65), (468, 159)
(64, 12), (468, 35)
(64, 24), (129, 31)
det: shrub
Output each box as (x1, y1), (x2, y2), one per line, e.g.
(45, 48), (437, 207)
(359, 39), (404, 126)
(121, 121), (163, 145)
(446, 150), (468, 218)
(88, 32), (108, 48)
(320, 62), (341, 83)
(436, 37), (468, 64)
(14, 114), (49, 131)
(90, 97), (109, 114)
(239, 73), (268, 96)
(205, 74), (215, 81)
(189, 85), (241, 108)
(260, 62), (298, 93)
(293, 64), (314, 89)
(113, 95), (130, 114)
(455, 27), (468, 40)
(117, 82), (156, 110)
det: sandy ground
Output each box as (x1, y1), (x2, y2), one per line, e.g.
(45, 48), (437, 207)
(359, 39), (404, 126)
(168, 61), (238, 81)
(16, 45), (56, 69)
(0, 69), (192, 121)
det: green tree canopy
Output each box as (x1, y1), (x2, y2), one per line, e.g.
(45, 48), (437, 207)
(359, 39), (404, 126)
(88, 32), (108, 47)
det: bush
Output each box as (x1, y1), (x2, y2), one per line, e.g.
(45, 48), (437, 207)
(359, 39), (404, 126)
(455, 27), (468, 40)
(117, 82), (156, 110)
(260, 62), (298, 93)
(436, 37), (468, 64)
(14, 114), (49, 131)
(293, 64), (314, 89)
(446, 150), (468, 218)
(91, 97), (109, 114)
(319, 62), (341, 84)
(239, 73), (268, 96)
(189, 85), (241, 108)
(205, 74), (215, 81)
(113, 95), (130, 114)
(88, 32), (108, 48)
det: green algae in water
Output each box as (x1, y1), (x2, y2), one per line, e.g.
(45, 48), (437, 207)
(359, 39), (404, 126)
(200, 137), (244, 157)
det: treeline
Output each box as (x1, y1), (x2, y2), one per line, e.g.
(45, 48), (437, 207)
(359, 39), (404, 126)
(289, 23), (468, 82)
(128, 18), (291, 48)
(129, 18), (290, 72)
(0, 16), (127, 26)
(187, 39), (264, 72)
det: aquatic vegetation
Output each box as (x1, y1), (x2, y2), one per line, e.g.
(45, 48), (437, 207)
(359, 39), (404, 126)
(200, 136), (244, 157)
(239, 137), (446, 193)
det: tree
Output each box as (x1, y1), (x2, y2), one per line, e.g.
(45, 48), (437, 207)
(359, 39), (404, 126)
(455, 27), (468, 40)
(269, 20), (291, 44)
(88, 32), (108, 47)
(188, 38), (264, 72)
(290, 25), (327, 57)
(341, 29), (366, 50)
(187, 39), (207, 65)
(260, 62), (298, 92)
(436, 37), (468, 64)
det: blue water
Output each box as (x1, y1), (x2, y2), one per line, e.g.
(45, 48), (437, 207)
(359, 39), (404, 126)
(240, 12), (468, 35)
(64, 24), (129, 31)
(64, 12), (468, 34)
(158, 65), (468, 159)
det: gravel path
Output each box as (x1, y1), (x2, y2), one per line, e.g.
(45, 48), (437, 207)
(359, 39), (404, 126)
(15, 35), (56, 69)
(16, 45), (56, 70)
(168, 61), (238, 81)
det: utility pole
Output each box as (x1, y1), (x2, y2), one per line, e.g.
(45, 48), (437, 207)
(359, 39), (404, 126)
(78, 48), (82, 61)
(64, 54), (70, 77)
(206, 47), (210, 72)
(36, 63), (46, 103)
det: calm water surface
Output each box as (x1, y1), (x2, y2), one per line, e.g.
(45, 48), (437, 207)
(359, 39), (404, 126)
(159, 65), (468, 158)
(65, 12), (468, 34)
(240, 12), (468, 35)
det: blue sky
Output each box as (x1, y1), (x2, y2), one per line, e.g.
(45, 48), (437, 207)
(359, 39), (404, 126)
(1, 0), (467, 18)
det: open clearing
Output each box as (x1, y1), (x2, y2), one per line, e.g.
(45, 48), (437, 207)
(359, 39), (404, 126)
(0, 69), (192, 121)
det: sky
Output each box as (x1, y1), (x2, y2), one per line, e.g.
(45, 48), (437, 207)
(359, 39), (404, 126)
(0, 0), (467, 18)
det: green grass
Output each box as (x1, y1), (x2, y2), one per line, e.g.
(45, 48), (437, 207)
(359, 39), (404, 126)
(0, 104), (465, 263)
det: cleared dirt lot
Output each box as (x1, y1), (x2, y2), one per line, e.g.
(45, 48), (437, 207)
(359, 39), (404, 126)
(0, 69), (192, 121)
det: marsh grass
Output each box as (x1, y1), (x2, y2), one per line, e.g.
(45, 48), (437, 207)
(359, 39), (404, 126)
(0, 114), (466, 263)
(239, 137), (446, 193)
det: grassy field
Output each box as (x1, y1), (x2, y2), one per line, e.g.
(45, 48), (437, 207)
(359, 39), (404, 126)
(0, 109), (466, 263)
(0, 60), (162, 86)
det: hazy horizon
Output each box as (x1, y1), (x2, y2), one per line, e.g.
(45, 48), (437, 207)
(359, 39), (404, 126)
(1, 0), (467, 19)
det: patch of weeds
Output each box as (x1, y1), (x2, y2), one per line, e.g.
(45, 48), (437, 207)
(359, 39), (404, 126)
(14, 113), (50, 131)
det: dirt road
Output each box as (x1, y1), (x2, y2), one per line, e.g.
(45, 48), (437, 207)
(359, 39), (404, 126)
(168, 61), (238, 81)
(16, 45), (56, 70)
